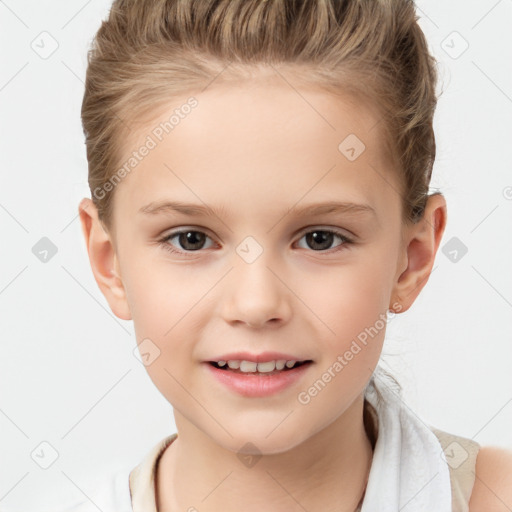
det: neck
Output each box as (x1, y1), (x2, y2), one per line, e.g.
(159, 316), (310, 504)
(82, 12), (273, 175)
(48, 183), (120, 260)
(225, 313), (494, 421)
(156, 395), (375, 512)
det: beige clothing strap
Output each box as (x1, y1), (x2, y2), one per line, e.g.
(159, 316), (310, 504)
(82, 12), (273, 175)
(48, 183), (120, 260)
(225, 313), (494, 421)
(129, 433), (177, 512)
(430, 427), (480, 512)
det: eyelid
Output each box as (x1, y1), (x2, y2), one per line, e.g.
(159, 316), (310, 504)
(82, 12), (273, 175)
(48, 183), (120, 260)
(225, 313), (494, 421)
(294, 224), (355, 241)
(160, 227), (219, 249)
(161, 226), (219, 242)
(158, 225), (355, 257)
(161, 224), (354, 243)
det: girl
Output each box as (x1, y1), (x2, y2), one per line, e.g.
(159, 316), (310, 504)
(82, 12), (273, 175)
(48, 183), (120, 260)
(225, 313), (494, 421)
(73, 0), (512, 510)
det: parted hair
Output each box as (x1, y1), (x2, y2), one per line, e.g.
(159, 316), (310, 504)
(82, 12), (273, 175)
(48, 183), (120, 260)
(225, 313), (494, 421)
(81, 0), (440, 229)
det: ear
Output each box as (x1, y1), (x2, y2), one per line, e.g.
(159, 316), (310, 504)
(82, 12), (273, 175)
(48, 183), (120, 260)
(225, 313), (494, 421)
(78, 198), (132, 320)
(389, 193), (447, 314)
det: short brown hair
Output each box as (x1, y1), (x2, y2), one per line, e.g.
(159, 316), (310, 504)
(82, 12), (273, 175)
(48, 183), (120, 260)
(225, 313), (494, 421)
(81, 0), (439, 229)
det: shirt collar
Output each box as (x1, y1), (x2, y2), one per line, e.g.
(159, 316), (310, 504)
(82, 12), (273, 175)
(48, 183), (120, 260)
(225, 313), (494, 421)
(129, 433), (178, 512)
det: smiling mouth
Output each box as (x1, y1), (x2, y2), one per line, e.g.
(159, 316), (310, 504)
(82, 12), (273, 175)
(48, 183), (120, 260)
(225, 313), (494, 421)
(209, 360), (313, 374)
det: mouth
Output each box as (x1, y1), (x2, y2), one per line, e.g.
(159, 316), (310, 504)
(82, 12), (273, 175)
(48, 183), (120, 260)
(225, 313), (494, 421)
(208, 359), (313, 375)
(204, 352), (315, 398)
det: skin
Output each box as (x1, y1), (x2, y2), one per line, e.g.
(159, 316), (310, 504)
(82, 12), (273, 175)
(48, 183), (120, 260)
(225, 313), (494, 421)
(78, 76), (458, 511)
(469, 447), (512, 511)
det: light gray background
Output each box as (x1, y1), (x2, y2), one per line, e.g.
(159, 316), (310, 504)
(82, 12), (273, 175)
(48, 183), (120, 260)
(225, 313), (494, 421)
(1, 0), (511, 510)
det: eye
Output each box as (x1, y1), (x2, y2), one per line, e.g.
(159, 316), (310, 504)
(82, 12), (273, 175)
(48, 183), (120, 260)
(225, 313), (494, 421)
(158, 227), (353, 257)
(295, 228), (352, 252)
(159, 229), (215, 256)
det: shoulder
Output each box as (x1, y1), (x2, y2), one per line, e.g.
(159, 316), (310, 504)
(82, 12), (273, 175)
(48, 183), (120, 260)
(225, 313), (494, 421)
(469, 445), (512, 511)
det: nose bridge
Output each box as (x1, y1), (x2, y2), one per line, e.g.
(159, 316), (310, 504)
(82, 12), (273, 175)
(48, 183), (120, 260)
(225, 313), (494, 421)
(221, 243), (291, 327)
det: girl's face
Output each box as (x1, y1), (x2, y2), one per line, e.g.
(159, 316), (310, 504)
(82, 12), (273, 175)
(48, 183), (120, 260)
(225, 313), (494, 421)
(103, 81), (409, 453)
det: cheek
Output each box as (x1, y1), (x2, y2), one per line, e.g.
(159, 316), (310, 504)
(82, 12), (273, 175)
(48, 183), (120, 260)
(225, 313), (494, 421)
(121, 248), (202, 333)
(125, 264), (203, 406)
(294, 261), (392, 424)
(304, 254), (396, 345)
(122, 256), (210, 367)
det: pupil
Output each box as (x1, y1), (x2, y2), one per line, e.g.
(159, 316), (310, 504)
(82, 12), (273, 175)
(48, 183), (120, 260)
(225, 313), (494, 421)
(307, 231), (332, 250)
(180, 231), (205, 250)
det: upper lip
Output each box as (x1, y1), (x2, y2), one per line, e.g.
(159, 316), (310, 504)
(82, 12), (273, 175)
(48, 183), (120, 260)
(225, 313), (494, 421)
(206, 351), (312, 363)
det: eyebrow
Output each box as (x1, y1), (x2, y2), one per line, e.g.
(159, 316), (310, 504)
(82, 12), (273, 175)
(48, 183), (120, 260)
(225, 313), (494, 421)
(138, 200), (376, 219)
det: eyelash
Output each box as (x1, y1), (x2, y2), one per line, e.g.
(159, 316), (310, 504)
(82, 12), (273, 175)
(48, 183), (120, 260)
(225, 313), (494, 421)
(157, 227), (354, 258)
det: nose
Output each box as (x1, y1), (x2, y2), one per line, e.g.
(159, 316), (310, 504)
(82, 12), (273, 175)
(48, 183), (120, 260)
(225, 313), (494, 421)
(220, 256), (292, 329)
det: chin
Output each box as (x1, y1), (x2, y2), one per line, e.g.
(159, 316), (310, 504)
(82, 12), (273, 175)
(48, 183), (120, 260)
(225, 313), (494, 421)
(211, 424), (311, 456)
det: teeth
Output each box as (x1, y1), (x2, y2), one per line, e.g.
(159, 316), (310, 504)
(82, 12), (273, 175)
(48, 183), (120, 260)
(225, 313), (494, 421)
(256, 361), (276, 373)
(217, 359), (304, 372)
(240, 360), (258, 372)
(275, 360), (286, 370)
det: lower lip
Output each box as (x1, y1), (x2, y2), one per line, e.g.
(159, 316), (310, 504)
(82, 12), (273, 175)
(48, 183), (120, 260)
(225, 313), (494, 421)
(204, 362), (313, 397)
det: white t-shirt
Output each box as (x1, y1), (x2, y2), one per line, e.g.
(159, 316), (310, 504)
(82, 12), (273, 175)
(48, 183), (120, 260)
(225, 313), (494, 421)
(53, 466), (134, 512)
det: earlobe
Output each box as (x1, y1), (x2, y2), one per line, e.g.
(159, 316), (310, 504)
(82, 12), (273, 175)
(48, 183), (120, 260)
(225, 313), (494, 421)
(389, 194), (447, 313)
(78, 198), (132, 321)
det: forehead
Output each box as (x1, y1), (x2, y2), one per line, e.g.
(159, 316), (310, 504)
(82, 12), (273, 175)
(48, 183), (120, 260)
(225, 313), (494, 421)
(113, 80), (400, 222)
